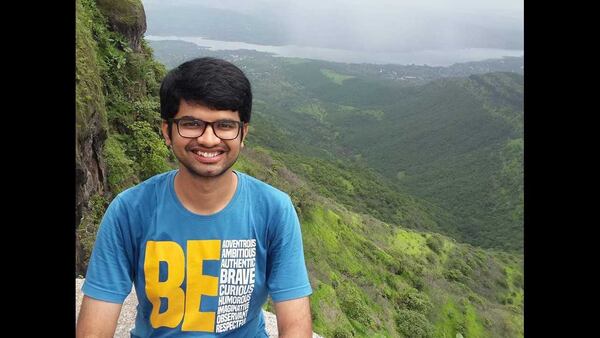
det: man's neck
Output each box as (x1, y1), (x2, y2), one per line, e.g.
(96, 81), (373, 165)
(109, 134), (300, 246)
(174, 168), (238, 215)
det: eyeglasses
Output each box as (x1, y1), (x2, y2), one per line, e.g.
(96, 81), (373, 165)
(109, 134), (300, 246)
(169, 118), (244, 140)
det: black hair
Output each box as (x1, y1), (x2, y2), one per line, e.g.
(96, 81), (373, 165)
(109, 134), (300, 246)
(159, 57), (253, 126)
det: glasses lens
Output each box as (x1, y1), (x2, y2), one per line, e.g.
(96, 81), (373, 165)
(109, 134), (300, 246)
(214, 120), (240, 140)
(178, 119), (205, 138)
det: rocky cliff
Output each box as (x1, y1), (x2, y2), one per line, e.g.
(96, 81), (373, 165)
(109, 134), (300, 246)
(75, 0), (164, 275)
(76, 0), (111, 274)
(96, 0), (147, 52)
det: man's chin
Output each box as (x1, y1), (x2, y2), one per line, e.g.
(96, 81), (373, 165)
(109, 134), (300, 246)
(182, 162), (234, 178)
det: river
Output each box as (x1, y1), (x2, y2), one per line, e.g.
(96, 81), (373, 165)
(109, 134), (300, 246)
(145, 35), (523, 67)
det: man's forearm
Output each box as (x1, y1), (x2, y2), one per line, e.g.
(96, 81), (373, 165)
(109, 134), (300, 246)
(274, 297), (313, 338)
(279, 323), (313, 338)
(76, 296), (122, 338)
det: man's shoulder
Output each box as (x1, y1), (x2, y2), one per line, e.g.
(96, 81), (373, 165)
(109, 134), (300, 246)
(237, 171), (291, 204)
(116, 170), (175, 205)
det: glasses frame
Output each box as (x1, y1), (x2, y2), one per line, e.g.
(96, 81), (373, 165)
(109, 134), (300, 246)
(169, 118), (244, 140)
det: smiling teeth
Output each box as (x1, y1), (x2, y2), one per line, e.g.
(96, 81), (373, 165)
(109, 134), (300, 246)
(198, 151), (220, 158)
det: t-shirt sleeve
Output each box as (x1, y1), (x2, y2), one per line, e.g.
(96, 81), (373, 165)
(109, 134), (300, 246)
(266, 196), (313, 302)
(82, 195), (134, 304)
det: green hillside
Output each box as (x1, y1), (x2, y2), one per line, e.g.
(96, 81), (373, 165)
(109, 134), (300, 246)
(234, 148), (523, 337)
(76, 1), (524, 336)
(271, 60), (523, 252)
(150, 42), (523, 252)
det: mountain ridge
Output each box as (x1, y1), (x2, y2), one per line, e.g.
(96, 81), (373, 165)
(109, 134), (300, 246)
(147, 44), (523, 252)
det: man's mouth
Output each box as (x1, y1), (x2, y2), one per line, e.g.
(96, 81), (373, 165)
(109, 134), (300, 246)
(196, 151), (224, 158)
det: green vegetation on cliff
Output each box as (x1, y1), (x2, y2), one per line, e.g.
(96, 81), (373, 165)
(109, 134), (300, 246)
(76, 0), (171, 274)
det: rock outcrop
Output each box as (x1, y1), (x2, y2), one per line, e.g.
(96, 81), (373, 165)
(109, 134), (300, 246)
(96, 0), (147, 52)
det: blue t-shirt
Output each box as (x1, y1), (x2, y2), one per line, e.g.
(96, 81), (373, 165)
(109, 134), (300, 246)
(82, 170), (312, 337)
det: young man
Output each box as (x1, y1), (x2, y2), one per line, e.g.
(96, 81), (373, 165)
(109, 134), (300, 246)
(77, 57), (313, 337)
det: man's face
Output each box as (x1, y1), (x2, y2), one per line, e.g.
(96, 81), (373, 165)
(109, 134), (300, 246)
(162, 99), (248, 178)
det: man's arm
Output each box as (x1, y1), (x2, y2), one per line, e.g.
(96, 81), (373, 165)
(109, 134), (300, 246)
(274, 296), (312, 338)
(76, 295), (123, 338)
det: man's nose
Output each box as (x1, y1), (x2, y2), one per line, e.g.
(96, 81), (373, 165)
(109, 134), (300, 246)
(197, 124), (221, 145)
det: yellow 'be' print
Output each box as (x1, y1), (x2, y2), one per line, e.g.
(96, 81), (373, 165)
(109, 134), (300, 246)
(144, 240), (221, 331)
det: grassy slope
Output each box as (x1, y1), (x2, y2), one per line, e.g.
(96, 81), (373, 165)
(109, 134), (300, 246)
(234, 148), (523, 337)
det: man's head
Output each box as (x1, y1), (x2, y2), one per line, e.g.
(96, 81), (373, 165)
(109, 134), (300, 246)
(160, 57), (253, 127)
(159, 57), (252, 178)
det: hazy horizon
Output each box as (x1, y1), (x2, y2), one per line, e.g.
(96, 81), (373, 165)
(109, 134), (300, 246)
(142, 0), (523, 65)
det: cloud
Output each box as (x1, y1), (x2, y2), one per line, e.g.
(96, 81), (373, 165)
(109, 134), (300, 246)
(142, 0), (523, 52)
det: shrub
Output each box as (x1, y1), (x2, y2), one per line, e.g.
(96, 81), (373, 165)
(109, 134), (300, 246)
(132, 97), (161, 124)
(513, 272), (524, 289)
(495, 277), (509, 289)
(106, 92), (135, 129)
(398, 289), (433, 314)
(103, 134), (136, 194)
(338, 283), (374, 327)
(77, 194), (108, 269)
(406, 271), (425, 290)
(332, 327), (353, 338)
(426, 234), (444, 254)
(128, 121), (172, 180)
(426, 252), (437, 264)
(444, 269), (463, 282)
(395, 309), (435, 338)
(330, 272), (341, 289)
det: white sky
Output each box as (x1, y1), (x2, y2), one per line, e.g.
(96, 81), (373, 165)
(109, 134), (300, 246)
(142, 0), (523, 53)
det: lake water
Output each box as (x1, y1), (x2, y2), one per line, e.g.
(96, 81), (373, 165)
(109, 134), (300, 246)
(145, 35), (523, 67)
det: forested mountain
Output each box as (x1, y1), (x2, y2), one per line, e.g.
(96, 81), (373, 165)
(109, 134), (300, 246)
(149, 41), (524, 252)
(76, 1), (523, 336)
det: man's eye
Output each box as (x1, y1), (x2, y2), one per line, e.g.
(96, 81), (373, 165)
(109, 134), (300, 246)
(217, 121), (237, 129)
(180, 120), (203, 128)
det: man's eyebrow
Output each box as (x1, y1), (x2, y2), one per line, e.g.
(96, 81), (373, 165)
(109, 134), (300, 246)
(176, 116), (240, 122)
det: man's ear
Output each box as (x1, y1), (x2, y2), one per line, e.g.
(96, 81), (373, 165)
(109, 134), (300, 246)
(161, 120), (171, 146)
(241, 123), (249, 147)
